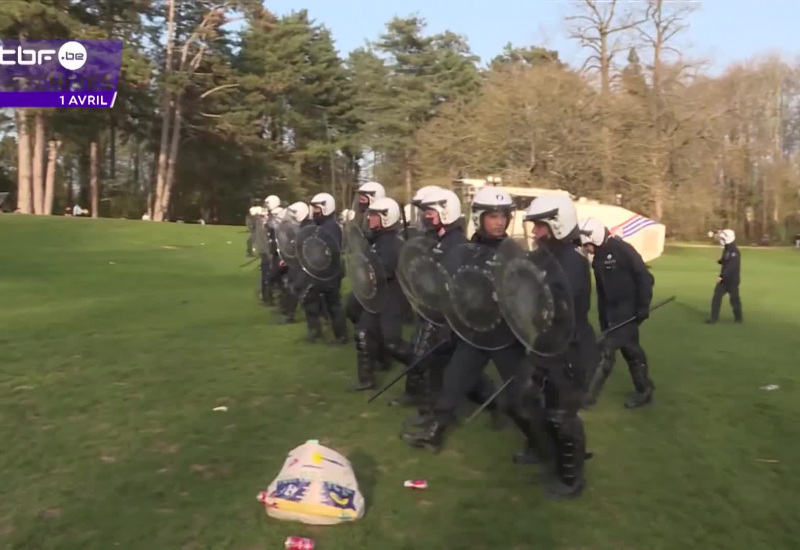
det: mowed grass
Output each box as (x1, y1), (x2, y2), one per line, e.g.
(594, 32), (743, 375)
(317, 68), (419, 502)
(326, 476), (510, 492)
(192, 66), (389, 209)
(1, 215), (800, 550)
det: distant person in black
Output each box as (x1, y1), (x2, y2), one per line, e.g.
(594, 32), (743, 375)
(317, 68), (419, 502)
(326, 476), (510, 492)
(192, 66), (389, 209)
(578, 218), (655, 409)
(707, 229), (742, 324)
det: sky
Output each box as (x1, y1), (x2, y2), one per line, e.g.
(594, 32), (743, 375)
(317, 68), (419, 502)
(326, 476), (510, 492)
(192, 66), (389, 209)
(260, 0), (800, 74)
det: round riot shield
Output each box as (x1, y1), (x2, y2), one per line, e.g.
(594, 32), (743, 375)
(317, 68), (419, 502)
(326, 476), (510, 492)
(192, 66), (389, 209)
(493, 238), (574, 356)
(253, 216), (270, 256)
(441, 243), (516, 350)
(296, 224), (341, 281)
(397, 235), (448, 326)
(275, 220), (300, 262)
(344, 223), (387, 313)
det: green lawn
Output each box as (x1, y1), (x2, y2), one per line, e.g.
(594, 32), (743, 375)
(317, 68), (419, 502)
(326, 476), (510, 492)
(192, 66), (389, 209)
(1, 215), (800, 550)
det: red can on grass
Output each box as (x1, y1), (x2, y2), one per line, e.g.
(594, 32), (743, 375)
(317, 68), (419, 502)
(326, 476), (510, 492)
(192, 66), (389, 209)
(285, 536), (314, 549)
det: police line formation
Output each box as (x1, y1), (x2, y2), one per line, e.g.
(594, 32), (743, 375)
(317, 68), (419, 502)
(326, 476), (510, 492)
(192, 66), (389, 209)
(245, 182), (743, 500)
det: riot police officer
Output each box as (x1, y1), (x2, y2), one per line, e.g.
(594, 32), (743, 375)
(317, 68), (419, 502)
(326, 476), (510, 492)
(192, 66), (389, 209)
(246, 201), (261, 257)
(387, 185), (442, 408)
(261, 195), (283, 307)
(396, 188), (502, 429)
(402, 187), (530, 452)
(707, 229), (743, 324)
(522, 195), (599, 499)
(349, 197), (411, 392)
(280, 202), (313, 324)
(300, 193), (348, 344)
(578, 217), (655, 409)
(345, 182), (387, 326)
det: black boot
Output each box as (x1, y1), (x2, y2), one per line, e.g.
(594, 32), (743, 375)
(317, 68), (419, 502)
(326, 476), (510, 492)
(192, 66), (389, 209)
(348, 330), (376, 392)
(513, 440), (539, 465)
(306, 314), (323, 343)
(625, 361), (654, 409)
(541, 414), (586, 500)
(400, 418), (446, 453)
(388, 394), (418, 408)
(378, 346), (393, 371)
(582, 350), (614, 409)
(401, 410), (432, 430)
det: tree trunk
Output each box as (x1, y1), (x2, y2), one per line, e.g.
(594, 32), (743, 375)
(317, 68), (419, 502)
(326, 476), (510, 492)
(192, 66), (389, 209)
(32, 111), (45, 214)
(152, 0), (176, 221)
(16, 109), (32, 213)
(65, 155), (74, 213)
(109, 115), (116, 180)
(44, 140), (61, 215)
(160, 99), (183, 221)
(90, 141), (99, 218)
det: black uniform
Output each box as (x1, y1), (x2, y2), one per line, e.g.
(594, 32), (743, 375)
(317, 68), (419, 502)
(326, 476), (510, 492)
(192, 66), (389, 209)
(245, 214), (256, 257)
(300, 213), (348, 343)
(524, 236), (599, 499)
(350, 226), (412, 391)
(394, 225), (500, 427)
(281, 218), (315, 323)
(262, 218), (286, 307)
(585, 235), (655, 408)
(709, 242), (742, 323)
(403, 232), (529, 452)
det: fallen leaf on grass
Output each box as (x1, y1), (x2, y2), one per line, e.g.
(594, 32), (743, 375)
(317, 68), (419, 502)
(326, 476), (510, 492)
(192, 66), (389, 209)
(417, 500), (433, 507)
(756, 459), (779, 463)
(100, 455), (117, 464)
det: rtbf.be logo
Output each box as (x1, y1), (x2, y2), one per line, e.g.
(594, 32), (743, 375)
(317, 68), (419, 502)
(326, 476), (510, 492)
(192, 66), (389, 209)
(0, 41), (87, 71)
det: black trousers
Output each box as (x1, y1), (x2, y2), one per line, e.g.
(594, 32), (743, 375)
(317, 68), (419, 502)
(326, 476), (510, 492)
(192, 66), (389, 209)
(711, 281), (742, 321)
(434, 340), (529, 434)
(405, 321), (495, 414)
(301, 283), (347, 339)
(601, 322), (646, 368)
(525, 350), (587, 487)
(345, 292), (363, 324)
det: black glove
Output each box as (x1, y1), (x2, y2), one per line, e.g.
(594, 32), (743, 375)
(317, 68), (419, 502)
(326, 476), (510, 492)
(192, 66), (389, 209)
(636, 307), (649, 323)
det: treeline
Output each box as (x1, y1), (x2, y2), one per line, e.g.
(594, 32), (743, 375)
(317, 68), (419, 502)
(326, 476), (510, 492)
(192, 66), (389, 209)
(3, 0), (799, 240)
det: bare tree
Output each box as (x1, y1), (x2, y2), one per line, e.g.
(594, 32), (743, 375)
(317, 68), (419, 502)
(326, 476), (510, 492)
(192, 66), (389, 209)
(565, 0), (646, 195)
(151, 0), (176, 222)
(152, 4), (234, 221)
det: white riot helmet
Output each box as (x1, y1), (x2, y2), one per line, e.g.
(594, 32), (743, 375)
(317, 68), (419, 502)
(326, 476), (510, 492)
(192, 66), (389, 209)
(249, 205), (263, 217)
(578, 217), (606, 247)
(471, 186), (514, 234)
(718, 229), (735, 246)
(367, 197), (401, 229)
(264, 195), (280, 213)
(310, 192), (335, 217)
(420, 188), (461, 226)
(525, 195), (578, 241)
(287, 202), (310, 223)
(355, 181), (386, 211)
(411, 185), (442, 207)
(271, 206), (285, 221)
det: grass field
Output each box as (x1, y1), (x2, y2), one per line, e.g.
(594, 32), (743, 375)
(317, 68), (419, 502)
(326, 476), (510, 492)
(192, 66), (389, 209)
(2, 215), (800, 550)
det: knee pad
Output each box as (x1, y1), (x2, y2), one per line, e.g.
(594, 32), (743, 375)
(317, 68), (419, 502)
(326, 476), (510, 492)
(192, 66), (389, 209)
(355, 330), (371, 353)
